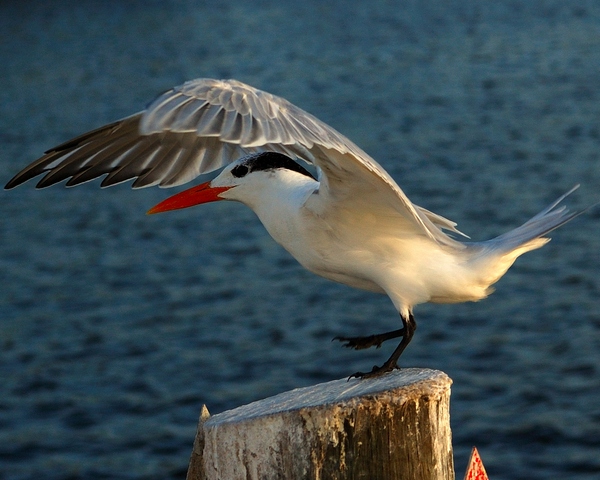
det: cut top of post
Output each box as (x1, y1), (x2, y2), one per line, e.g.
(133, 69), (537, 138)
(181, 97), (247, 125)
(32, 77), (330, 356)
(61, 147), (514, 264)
(205, 368), (452, 426)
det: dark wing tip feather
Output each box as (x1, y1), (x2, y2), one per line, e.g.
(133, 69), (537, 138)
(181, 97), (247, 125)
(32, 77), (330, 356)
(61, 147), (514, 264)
(4, 114), (143, 190)
(5, 151), (62, 189)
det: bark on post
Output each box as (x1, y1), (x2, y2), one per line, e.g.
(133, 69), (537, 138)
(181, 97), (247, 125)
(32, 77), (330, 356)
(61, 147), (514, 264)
(186, 404), (211, 480)
(187, 368), (454, 480)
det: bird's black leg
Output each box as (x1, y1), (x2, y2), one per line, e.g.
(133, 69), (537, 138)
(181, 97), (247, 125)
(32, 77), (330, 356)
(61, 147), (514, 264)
(333, 328), (405, 350)
(348, 312), (416, 380)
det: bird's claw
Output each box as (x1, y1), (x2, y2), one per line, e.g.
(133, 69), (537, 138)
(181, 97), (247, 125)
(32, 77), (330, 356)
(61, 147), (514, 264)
(346, 363), (400, 381)
(333, 335), (384, 350)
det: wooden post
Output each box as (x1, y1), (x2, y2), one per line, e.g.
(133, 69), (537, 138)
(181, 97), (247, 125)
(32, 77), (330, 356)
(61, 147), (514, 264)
(187, 368), (453, 480)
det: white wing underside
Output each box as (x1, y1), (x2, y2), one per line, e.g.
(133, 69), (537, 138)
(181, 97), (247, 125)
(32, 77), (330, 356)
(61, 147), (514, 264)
(6, 78), (465, 248)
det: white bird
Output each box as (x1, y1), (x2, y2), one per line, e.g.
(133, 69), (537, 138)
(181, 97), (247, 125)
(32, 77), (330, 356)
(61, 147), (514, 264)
(5, 78), (583, 378)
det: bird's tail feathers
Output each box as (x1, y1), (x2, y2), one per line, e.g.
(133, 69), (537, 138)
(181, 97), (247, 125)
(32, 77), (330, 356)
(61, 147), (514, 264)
(489, 184), (581, 253)
(468, 185), (584, 287)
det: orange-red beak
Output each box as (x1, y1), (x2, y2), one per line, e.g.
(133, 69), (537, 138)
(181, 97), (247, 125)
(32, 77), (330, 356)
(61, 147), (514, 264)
(147, 181), (232, 214)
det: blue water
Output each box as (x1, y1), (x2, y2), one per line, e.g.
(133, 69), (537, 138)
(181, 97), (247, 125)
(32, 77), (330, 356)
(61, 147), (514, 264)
(1, 2), (600, 479)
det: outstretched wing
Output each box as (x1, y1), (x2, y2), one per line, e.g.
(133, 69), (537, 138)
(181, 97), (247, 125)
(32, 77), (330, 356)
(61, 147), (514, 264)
(5, 78), (464, 246)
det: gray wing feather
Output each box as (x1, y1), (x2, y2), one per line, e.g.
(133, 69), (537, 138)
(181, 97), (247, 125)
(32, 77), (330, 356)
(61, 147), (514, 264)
(5, 78), (462, 246)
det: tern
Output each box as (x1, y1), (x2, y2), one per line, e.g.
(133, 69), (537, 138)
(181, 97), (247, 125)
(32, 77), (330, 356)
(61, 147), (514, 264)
(5, 78), (583, 378)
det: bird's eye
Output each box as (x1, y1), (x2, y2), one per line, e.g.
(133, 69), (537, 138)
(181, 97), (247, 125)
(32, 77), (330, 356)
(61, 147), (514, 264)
(231, 164), (249, 178)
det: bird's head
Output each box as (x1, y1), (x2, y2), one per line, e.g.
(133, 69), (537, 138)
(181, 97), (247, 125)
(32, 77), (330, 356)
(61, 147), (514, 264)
(147, 152), (316, 214)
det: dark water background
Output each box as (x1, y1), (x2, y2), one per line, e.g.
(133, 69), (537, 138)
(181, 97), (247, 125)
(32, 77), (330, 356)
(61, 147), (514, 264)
(1, 1), (600, 479)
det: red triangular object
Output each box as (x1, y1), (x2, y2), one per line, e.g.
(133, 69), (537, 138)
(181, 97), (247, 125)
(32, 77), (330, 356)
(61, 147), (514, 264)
(464, 447), (489, 480)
